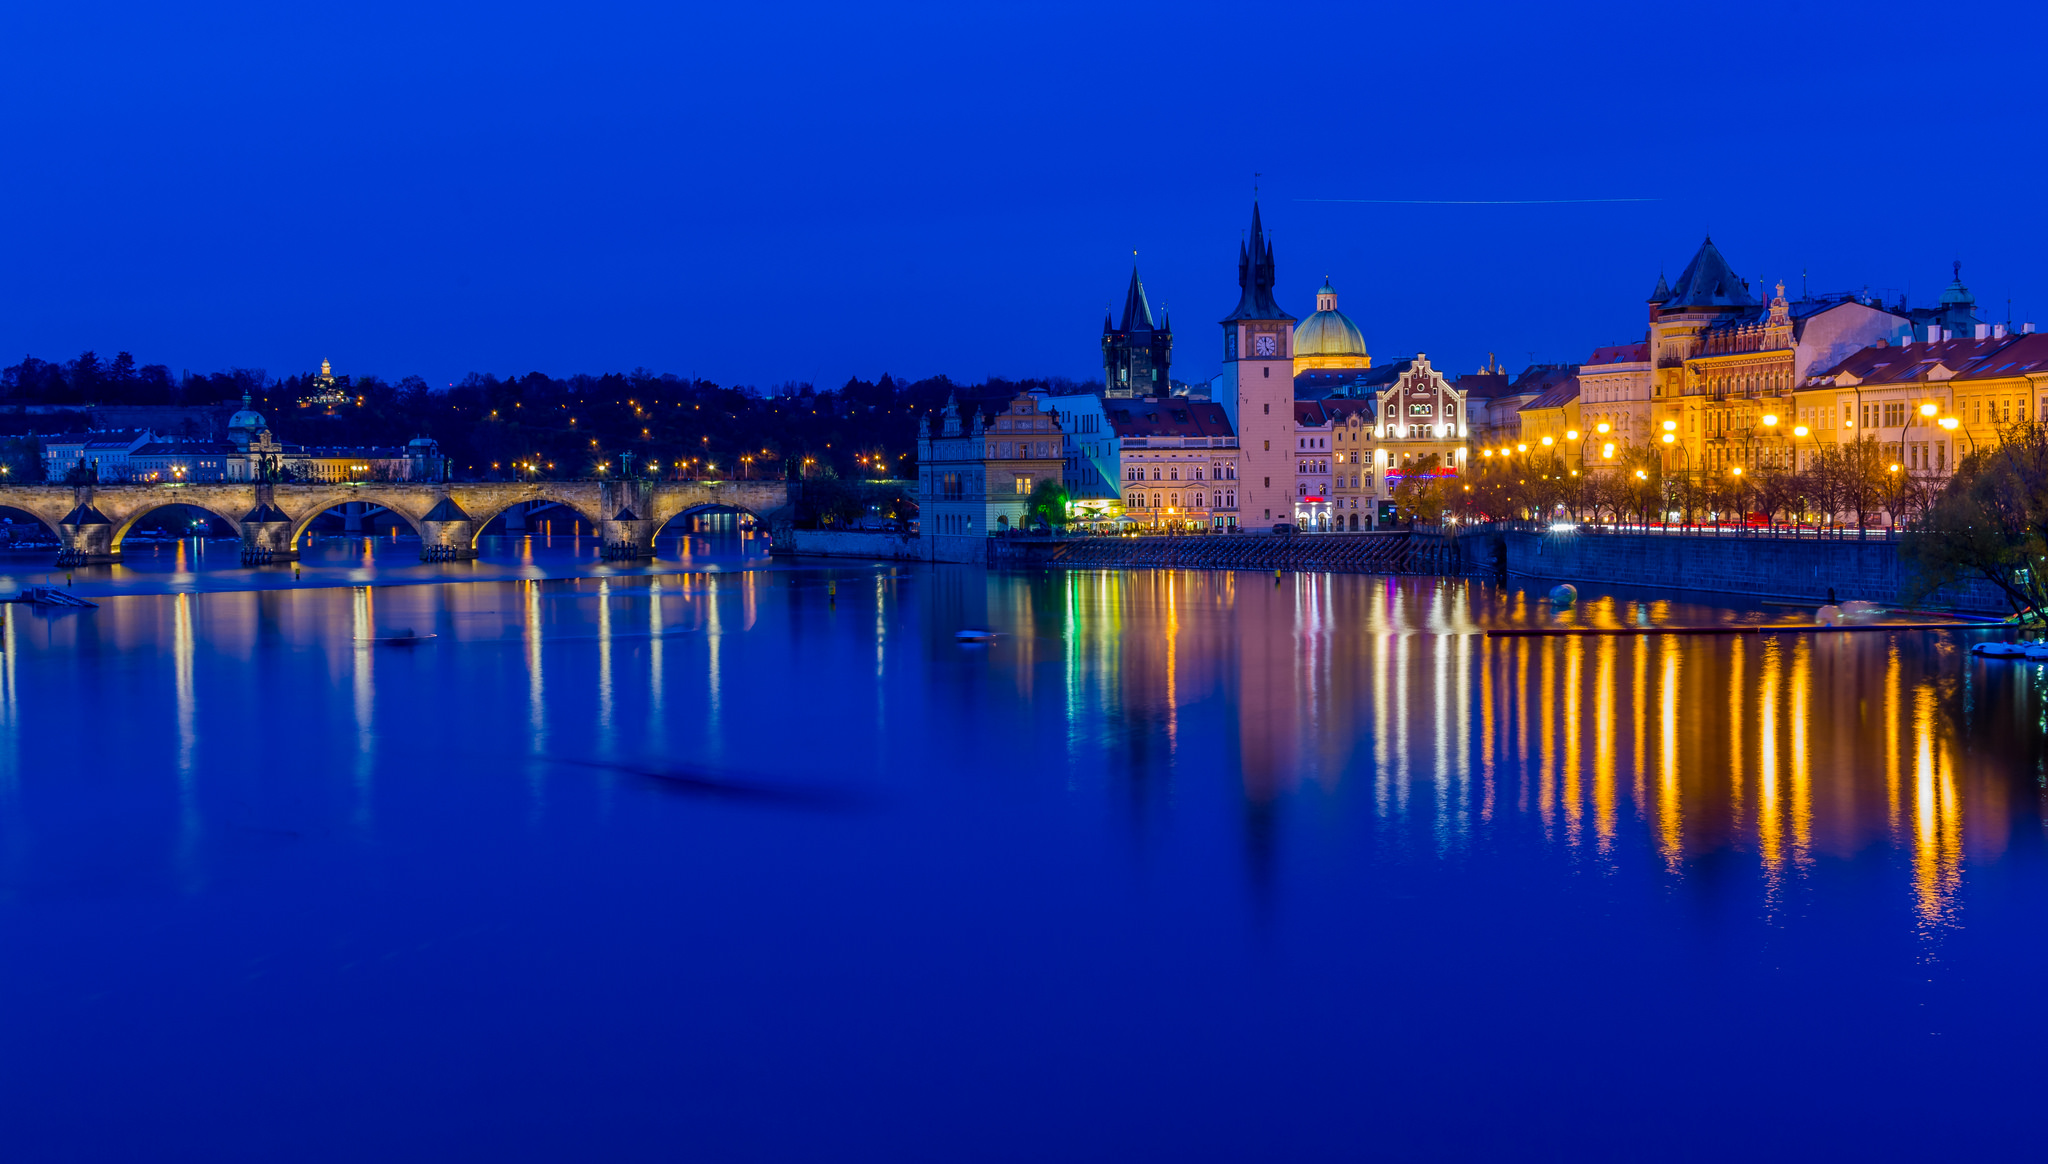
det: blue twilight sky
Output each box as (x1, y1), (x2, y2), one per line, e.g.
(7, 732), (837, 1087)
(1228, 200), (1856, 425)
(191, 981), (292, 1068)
(1, 1), (2042, 391)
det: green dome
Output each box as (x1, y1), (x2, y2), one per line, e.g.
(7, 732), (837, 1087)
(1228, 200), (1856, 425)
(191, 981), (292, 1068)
(1294, 302), (1368, 360)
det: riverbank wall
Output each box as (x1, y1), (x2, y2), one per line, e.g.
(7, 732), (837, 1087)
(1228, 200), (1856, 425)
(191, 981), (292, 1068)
(1498, 529), (2009, 613)
(779, 530), (988, 565)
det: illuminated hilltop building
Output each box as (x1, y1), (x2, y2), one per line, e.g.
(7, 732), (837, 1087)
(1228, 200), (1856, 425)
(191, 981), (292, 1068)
(301, 358), (352, 409)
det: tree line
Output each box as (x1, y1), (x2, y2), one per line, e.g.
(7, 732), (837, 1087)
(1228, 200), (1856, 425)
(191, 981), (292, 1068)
(0, 351), (1097, 487)
(1402, 437), (1951, 533)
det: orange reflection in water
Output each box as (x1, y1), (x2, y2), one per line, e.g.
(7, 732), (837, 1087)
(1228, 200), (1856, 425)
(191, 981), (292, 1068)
(943, 572), (2035, 943)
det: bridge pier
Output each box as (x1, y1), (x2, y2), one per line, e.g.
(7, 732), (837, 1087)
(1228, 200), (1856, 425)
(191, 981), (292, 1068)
(342, 501), (367, 534)
(239, 493), (298, 564)
(57, 491), (116, 565)
(601, 516), (656, 559)
(420, 495), (478, 561)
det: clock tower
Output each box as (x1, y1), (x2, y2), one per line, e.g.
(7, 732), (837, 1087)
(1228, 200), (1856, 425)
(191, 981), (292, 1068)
(1218, 201), (1296, 531)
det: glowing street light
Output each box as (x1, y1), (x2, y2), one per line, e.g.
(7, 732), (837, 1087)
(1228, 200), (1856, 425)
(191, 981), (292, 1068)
(1662, 419), (1677, 432)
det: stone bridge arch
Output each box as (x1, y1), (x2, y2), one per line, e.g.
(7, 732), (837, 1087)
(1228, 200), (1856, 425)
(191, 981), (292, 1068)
(0, 500), (68, 543)
(109, 500), (252, 551)
(463, 487), (605, 546)
(284, 493), (428, 544)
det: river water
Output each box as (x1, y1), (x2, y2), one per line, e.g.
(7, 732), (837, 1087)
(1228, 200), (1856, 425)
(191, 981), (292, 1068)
(0, 534), (2041, 1161)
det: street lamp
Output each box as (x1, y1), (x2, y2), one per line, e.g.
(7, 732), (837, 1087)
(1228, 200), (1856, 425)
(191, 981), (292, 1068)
(1940, 414), (1970, 458)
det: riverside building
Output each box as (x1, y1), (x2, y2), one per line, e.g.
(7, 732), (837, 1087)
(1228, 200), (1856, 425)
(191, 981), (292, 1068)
(916, 393), (1066, 536)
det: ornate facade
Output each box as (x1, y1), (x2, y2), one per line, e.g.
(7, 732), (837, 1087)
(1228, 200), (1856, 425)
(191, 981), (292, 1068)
(916, 393), (1066, 536)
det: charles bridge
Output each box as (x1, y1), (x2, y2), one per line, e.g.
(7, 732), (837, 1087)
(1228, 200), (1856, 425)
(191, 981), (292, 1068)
(0, 479), (794, 565)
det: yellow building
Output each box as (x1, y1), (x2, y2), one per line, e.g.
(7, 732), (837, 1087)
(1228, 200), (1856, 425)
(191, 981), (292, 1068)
(1794, 331), (2048, 474)
(1513, 376), (1581, 462)
(1645, 238), (1908, 477)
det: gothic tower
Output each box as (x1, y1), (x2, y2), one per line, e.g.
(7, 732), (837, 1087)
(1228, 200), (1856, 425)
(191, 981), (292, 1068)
(1219, 201), (1296, 530)
(1102, 267), (1173, 399)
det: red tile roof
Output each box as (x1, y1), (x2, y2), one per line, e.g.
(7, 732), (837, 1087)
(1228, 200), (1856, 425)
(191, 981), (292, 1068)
(1293, 399), (1376, 426)
(1105, 399), (1237, 438)
(1585, 342), (1649, 366)
(1805, 333), (2048, 388)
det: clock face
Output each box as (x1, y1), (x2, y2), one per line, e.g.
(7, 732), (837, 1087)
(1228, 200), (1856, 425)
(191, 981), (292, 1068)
(1254, 334), (1277, 358)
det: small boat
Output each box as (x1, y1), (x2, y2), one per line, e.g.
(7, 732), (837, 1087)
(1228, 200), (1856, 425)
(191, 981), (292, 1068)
(1971, 642), (2029, 658)
(360, 627), (438, 646)
(2025, 645), (2048, 662)
(954, 627), (998, 643)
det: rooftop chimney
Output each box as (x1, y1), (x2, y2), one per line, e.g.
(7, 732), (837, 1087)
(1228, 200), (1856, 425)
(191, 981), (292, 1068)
(1976, 323), (1991, 340)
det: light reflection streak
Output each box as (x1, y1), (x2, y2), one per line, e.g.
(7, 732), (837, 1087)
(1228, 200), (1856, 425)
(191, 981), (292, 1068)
(648, 577), (665, 755)
(0, 607), (16, 798)
(1478, 635), (1495, 822)
(1630, 636), (1648, 820)
(173, 591), (199, 878)
(1911, 683), (1960, 932)
(1789, 637), (1812, 868)
(597, 578), (614, 753)
(1562, 635), (1583, 848)
(1757, 640), (1783, 886)
(1592, 633), (1615, 853)
(1657, 639), (1680, 869)
(351, 586), (375, 825)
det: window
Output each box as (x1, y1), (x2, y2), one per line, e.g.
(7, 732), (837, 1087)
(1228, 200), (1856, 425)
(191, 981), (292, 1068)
(1128, 491), (1143, 508)
(1193, 492), (1205, 507)
(1193, 466), (1205, 480)
(1151, 493), (1161, 508)
(1169, 467), (1179, 481)
(1225, 491), (1235, 508)
(1014, 476), (1031, 494)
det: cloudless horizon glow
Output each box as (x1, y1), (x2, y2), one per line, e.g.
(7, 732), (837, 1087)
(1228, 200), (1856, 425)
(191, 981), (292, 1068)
(2, 1), (2041, 389)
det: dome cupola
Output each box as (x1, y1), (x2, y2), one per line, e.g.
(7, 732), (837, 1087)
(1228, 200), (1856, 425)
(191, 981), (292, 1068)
(1292, 277), (1370, 373)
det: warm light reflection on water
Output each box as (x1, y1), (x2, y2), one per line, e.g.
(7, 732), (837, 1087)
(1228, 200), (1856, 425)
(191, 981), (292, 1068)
(5, 560), (2048, 1158)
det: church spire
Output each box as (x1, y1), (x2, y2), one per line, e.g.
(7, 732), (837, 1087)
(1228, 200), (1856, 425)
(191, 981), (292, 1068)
(1222, 200), (1293, 323)
(1120, 265), (1156, 331)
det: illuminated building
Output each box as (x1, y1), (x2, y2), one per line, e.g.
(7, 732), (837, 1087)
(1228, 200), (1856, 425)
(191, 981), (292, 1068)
(1217, 201), (1297, 531)
(299, 358), (352, 409)
(1291, 278), (1370, 375)
(1795, 331), (2048, 479)
(1108, 398), (1239, 531)
(1293, 399), (1374, 531)
(1103, 268), (1173, 400)
(1575, 342), (1650, 467)
(1647, 237), (1908, 475)
(1513, 376), (1580, 457)
(1373, 355), (1469, 521)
